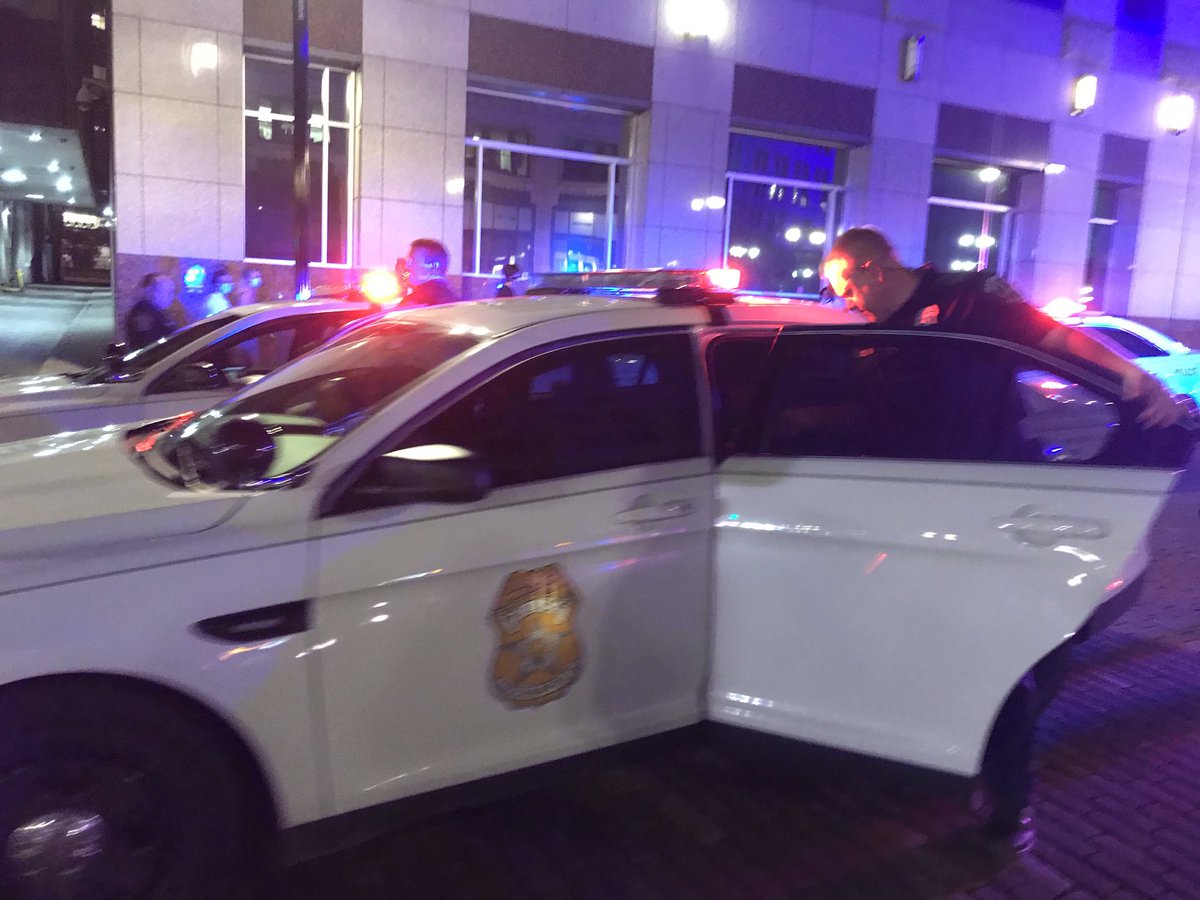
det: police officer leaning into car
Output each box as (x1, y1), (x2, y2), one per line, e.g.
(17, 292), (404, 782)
(821, 226), (1182, 853)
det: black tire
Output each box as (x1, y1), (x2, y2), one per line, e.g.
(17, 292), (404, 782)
(0, 680), (270, 900)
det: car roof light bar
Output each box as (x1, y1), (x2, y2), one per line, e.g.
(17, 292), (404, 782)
(528, 268), (740, 306)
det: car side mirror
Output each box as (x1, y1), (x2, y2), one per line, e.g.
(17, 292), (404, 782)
(160, 361), (230, 393)
(183, 415), (277, 488)
(351, 445), (492, 509)
(1014, 370), (1118, 461)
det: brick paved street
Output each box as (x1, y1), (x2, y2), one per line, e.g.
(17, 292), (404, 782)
(286, 458), (1200, 900)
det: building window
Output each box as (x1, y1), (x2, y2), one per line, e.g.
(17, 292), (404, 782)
(464, 90), (631, 279)
(243, 56), (355, 266)
(724, 132), (844, 298)
(926, 161), (1018, 277)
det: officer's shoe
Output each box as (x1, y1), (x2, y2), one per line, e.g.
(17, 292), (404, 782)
(982, 808), (1036, 854)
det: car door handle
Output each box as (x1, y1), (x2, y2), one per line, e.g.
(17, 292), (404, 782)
(615, 498), (694, 525)
(992, 505), (1109, 546)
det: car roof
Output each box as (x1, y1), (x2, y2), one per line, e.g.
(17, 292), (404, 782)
(1070, 314), (1191, 353)
(373, 293), (865, 337)
(223, 298), (374, 320)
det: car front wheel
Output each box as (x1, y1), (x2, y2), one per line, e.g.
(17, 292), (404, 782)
(0, 680), (270, 900)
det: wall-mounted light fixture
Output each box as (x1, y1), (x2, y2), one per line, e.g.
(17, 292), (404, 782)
(1157, 93), (1195, 135)
(978, 167), (1002, 183)
(664, 0), (729, 41)
(1043, 163), (1066, 175)
(900, 35), (924, 82)
(189, 41), (219, 77)
(1071, 75), (1097, 115)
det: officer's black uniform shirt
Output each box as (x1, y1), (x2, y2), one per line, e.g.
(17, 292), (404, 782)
(871, 268), (1059, 461)
(125, 299), (174, 349)
(880, 268), (1057, 347)
(405, 279), (458, 306)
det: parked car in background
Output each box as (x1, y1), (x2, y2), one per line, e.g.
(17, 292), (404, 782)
(1064, 314), (1200, 406)
(0, 272), (1194, 897)
(0, 300), (373, 443)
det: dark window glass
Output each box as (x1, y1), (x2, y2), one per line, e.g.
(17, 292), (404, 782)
(930, 161), (1019, 206)
(1082, 324), (1166, 358)
(755, 333), (1045, 463)
(244, 58), (353, 264)
(463, 92), (629, 275)
(924, 203), (1004, 275)
(728, 133), (840, 183)
(726, 180), (831, 295)
(398, 335), (701, 486)
(708, 336), (774, 459)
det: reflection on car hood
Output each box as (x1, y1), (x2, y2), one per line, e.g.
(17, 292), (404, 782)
(0, 428), (245, 593)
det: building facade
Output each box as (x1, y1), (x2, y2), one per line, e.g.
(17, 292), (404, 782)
(110, 0), (1200, 327)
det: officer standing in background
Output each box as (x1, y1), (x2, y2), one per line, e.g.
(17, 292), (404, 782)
(397, 239), (458, 306)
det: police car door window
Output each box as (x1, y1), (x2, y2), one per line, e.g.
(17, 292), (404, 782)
(759, 333), (1015, 462)
(708, 336), (774, 460)
(392, 334), (701, 489)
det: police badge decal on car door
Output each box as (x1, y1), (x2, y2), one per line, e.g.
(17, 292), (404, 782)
(490, 565), (583, 708)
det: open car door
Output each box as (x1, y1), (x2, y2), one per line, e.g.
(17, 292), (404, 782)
(707, 328), (1194, 775)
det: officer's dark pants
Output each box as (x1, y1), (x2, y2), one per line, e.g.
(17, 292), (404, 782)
(979, 643), (1074, 827)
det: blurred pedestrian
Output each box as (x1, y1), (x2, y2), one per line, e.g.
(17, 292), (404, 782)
(495, 262), (522, 298)
(397, 239), (457, 306)
(202, 266), (235, 318)
(234, 268), (263, 307)
(124, 273), (175, 349)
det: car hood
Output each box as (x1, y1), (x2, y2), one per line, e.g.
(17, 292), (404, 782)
(0, 429), (246, 592)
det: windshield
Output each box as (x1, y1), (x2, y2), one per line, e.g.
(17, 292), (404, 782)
(156, 318), (481, 484)
(78, 314), (236, 384)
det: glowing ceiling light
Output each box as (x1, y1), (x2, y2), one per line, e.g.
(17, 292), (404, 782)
(1, 168), (27, 184)
(690, 197), (705, 212)
(808, 230), (827, 245)
(1044, 162), (1066, 175)
(784, 226), (802, 243)
(1157, 93), (1196, 135)
(102, 205), (114, 217)
(445, 176), (465, 195)
(957, 233), (975, 247)
(704, 195), (726, 210)
(729, 245), (748, 258)
(801, 267), (814, 278)
(55, 175), (72, 192)
(1072, 75), (1098, 115)
(978, 167), (1002, 183)
(189, 41), (218, 77)
(28, 131), (42, 143)
(664, 0), (730, 41)
(975, 234), (997, 249)
(47, 160), (60, 173)
(67, 197), (76, 205)
(90, 12), (106, 29)
(747, 246), (761, 259)
(25, 193), (45, 200)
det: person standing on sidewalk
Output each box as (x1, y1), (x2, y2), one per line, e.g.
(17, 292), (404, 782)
(821, 226), (1182, 852)
(124, 273), (176, 349)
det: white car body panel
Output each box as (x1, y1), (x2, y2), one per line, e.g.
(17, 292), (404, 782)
(709, 456), (1174, 774)
(313, 460), (714, 812)
(0, 300), (370, 443)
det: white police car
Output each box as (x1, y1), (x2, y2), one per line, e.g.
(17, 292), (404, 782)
(1068, 314), (1200, 406)
(0, 272), (1193, 897)
(0, 300), (372, 443)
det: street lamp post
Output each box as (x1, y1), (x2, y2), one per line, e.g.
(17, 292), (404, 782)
(292, 0), (311, 299)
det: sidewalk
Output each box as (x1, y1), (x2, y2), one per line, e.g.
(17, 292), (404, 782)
(0, 285), (114, 377)
(285, 461), (1200, 899)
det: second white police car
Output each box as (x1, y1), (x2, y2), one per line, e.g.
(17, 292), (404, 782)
(0, 271), (1194, 897)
